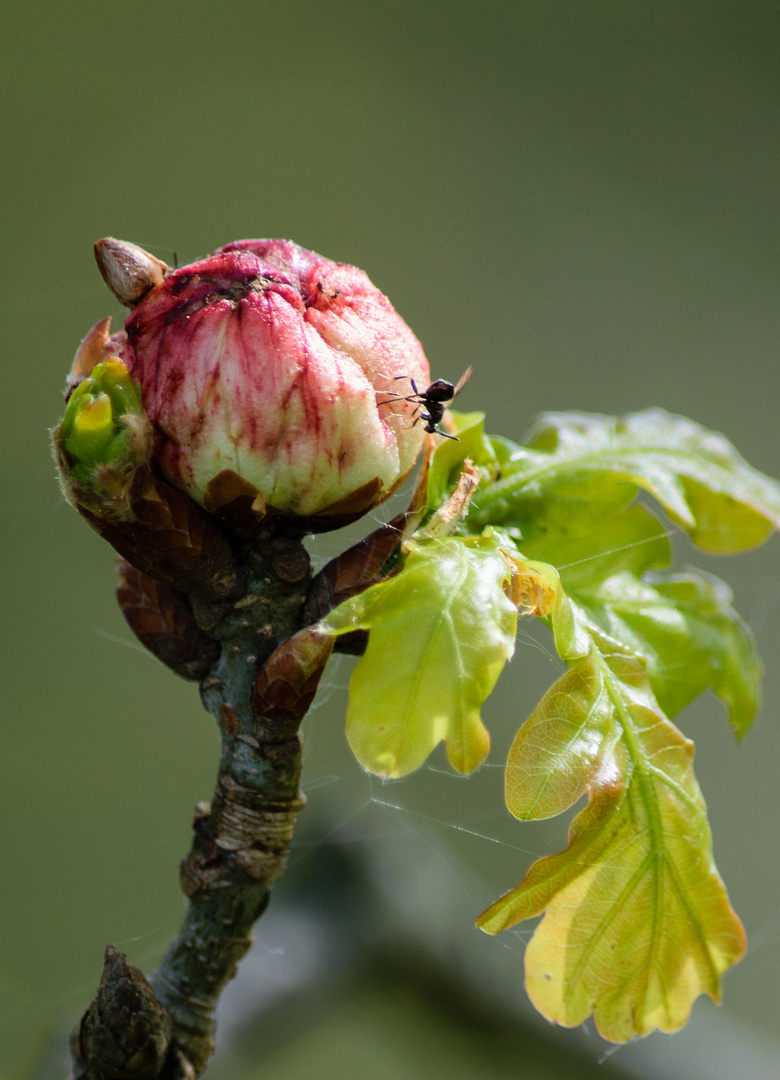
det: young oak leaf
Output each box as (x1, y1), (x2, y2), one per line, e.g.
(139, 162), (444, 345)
(468, 408), (780, 555)
(319, 534), (518, 778)
(569, 570), (762, 739)
(504, 495), (761, 738)
(518, 501), (672, 590)
(497, 505), (672, 667)
(477, 651), (746, 1043)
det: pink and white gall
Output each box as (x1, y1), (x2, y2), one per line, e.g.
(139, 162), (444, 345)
(107, 239), (430, 521)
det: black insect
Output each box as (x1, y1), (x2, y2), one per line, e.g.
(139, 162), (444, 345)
(386, 365), (473, 439)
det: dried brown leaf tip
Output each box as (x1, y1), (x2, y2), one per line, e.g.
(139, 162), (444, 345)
(423, 459), (481, 537)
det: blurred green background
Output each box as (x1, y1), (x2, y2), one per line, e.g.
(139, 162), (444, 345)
(2, 1), (779, 1077)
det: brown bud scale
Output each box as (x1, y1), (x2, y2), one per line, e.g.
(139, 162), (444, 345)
(73, 946), (172, 1078)
(117, 559), (221, 679)
(252, 628), (335, 723)
(82, 466), (243, 602)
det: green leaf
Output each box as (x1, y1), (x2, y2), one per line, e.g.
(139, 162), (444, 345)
(569, 570), (762, 738)
(491, 456), (762, 741)
(319, 534), (517, 778)
(426, 410), (499, 511)
(514, 498), (762, 738)
(468, 408), (780, 554)
(477, 652), (746, 1042)
(519, 501), (672, 591)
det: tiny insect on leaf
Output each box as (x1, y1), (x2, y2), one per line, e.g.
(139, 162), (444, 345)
(384, 366), (473, 438)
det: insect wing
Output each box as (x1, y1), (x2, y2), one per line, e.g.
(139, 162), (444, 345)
(452, 365), (473, 398)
